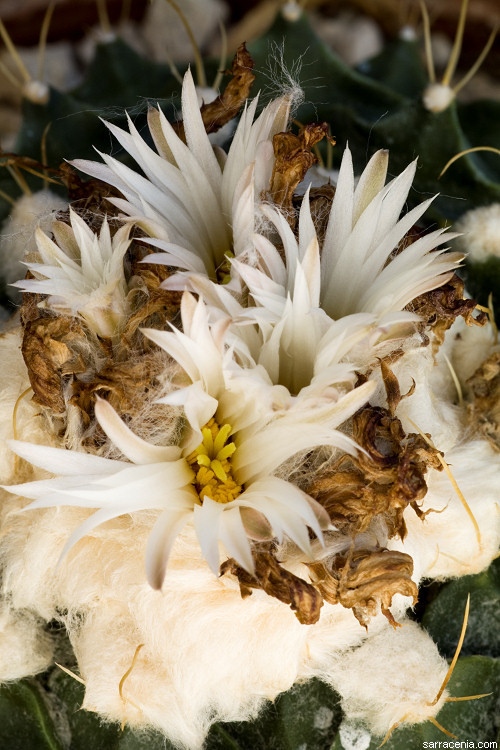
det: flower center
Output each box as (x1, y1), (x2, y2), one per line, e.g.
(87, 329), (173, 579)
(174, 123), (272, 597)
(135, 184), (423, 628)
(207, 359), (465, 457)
(216, 251), (234, 285)
(187, 418), (242, 504)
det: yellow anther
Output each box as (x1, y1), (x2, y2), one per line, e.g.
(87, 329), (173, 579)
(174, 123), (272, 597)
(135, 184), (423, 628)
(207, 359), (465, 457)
(200, 486), (214, 501)
(211, 459), (227, 482)
(189, 419), (242, 504)
(217, 443), (236, 461)
(197, 466), (214, 485)
(201, 427), (214, 453)
(196, 454), (211, 468)
(213, 423), (232, 455)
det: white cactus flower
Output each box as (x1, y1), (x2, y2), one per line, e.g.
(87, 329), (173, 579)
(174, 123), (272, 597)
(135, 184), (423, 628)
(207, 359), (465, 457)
(72, 67), (291, 287)
(234, 147), (463, 332)
(13, 208), (132, 339)
(2, 293), (376, 589)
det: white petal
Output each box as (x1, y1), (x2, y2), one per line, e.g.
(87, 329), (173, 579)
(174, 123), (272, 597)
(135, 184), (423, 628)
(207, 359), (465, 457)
(306, 495), (334, 531)
(352, 149), (389, 224)
(234, 380), (375, 482)
(57, 498), (159, 564)
(218, 506), (255, 574)
(237, 479), (323, 554)
(2, 472), (126, 504)
(322, 145), (354, 283)
(240, 507), (274, 541)
(64, 461), (193, 508)
(181, 68), (222, 195)
(159, 382), (218, 444)
(6, 440), (122, 476)
(95, 397), (181, 464)
(145, 503), (194, 589)
(193, 498), (223, 575)
(141, 242), (207, 274)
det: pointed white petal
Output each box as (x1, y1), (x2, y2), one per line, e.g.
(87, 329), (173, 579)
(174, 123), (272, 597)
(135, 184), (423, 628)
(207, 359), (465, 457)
(193, 498), (223, 575)
(64, 461), (193, 508)
(181, 68), (222, 195)
(6, 440), (122, 476)
(140, 242), (207, 274)
(240, 507), (274, 541)
(2, 474), (112, 502)
(57, 499), (159, 563)
(322, 145), (354, 283)
(159, 382), (218, 438)
(95, 397), (181, 464)
(218, 506), (255, 574)
(352, 149), (389, 224)
(145, 503), (194, 589)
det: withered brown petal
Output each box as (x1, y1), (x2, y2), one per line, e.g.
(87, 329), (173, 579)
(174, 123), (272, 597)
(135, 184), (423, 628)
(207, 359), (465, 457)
(221, 549), (323, 625)
(467, 351), (500, 450)
(309, 548), (418, 629)
(122, 264), (182, 347)
(410, 273), (486, 353)
(380, 357), (401, 416)
(266, 123), (334, 221)
(306, 405), (442, 539)
(173, 43), (255, 141)
(21, 315), (87, 412)
(69, 352), (170, 443)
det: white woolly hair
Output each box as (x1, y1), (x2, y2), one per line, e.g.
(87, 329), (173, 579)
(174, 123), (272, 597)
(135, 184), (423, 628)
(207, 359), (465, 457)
(369, 333), (462, 451)
(422, 83), (455, 113)
(450, 315), (498, 387)
(323, 621), (449, 736)
(0, 604), (54, 681)
(0, 190), (67, 301)
(256, 40), (305, 116)
(453, 203), (500, 264)
(0, 329), (57, 483)
(392, 438), (500, 581)
(1, 315), (499, 747)
(0, 327), (399, 748)
(0, 493), (399, 749)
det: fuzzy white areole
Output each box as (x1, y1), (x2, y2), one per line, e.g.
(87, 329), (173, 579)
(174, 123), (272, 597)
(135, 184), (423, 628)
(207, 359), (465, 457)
(420, 0), (497, 113)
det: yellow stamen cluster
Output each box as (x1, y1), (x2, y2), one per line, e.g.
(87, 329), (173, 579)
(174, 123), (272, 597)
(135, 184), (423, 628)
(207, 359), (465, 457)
(187, 418), (242, 504)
